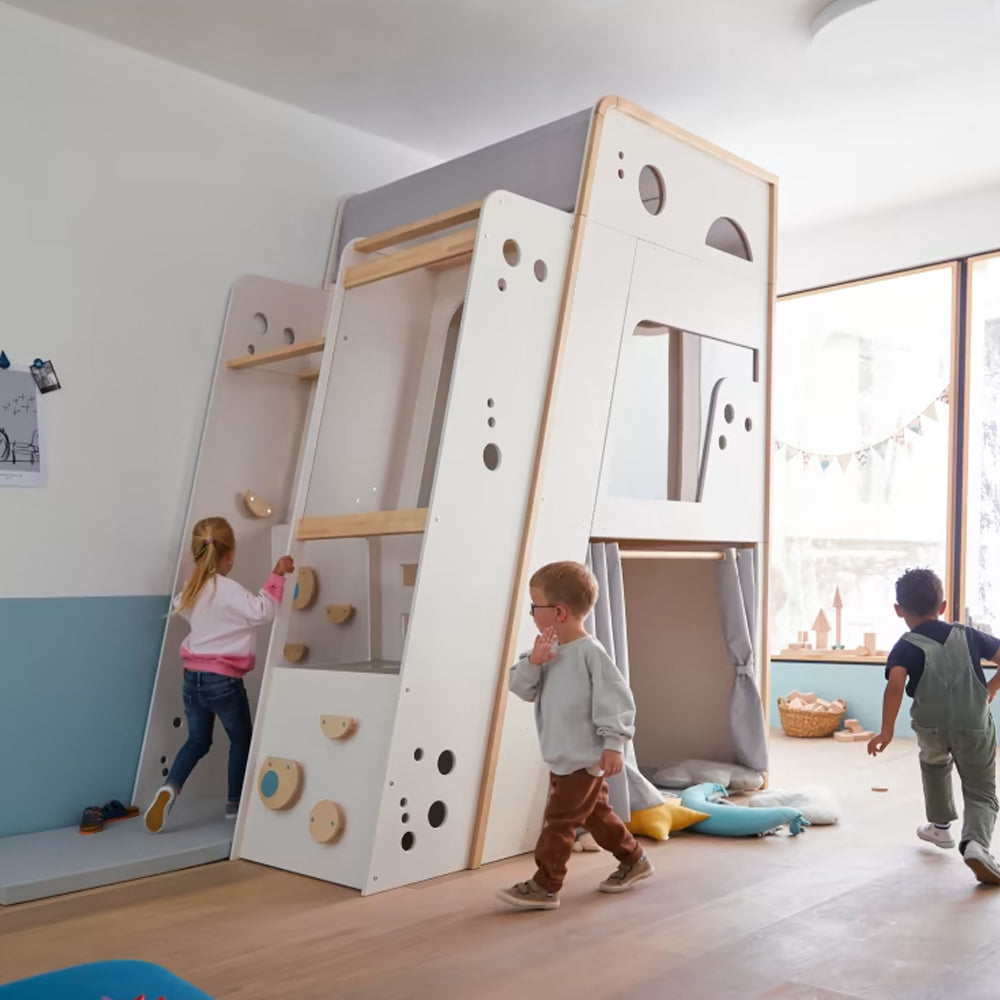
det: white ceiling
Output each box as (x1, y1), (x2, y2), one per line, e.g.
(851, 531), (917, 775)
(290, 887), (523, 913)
(10, 0), (1000, 230)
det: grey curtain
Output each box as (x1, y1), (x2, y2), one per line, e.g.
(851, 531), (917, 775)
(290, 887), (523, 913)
(586, 542), (663, 821)
(715, 548), (769, 773)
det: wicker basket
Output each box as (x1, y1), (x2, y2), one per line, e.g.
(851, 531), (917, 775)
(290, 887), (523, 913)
(777, 697), (846, 738)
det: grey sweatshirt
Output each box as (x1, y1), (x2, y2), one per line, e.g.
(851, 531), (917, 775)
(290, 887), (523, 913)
(509, 634), (636, 775)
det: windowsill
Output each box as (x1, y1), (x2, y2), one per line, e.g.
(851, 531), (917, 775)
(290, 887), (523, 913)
(770, 651), (887, 665)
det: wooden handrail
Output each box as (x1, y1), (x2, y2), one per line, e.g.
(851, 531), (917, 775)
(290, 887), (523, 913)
(226, 339), (325, 371)
(297, 508), (428, 541)
(342, 229), (477, 290)
(353, 201), (482, 254)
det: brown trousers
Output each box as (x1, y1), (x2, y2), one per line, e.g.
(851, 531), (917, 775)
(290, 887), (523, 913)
(533, 768), (643, 892)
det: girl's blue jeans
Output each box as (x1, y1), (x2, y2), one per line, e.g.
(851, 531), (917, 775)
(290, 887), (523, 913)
(166, 669), (253, 804)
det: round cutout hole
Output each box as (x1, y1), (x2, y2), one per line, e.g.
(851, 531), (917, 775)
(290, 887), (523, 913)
(428, 801), (447, 828)
(402, 812), (410, 823)
(400, 797), (407, 807)
(483, 443), (501, 471)
(160, 756), (167, 764)
(533, 259), (548, 282)
(497, 278), (507, 291)
(251, 312), (268, 336)
(502, 239), (521, 266)
(487, 416), (495, 428)
(745, 417), (753, 432)
(638, 165), (665, 216)
(413, 747), (423, 761)
(618, 150), (625, 160)
(724, 404), (735, 424)
(487, 398), (495, 408)
(617, 168), (625, 179)
(438, 750), (455, 775)
(246, 344), (256, 355)
(401, 831), (415, 851)
(172, 717), (182, 728)
(161, 768), (168, 777)
(283, 327), (295, 345)
(719, 435), (728, 450)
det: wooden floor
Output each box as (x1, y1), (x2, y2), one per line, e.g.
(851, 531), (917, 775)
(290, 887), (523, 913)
(3, 734), (1000, 999)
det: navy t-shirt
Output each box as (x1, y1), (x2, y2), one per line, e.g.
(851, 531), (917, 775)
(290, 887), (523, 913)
(885, 621), (1000, 697)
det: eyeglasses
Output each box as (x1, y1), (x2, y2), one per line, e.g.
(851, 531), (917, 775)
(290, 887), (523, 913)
(529, 603), (557, 615)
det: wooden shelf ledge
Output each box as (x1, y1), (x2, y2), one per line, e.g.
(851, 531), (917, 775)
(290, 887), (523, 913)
(226, 339), (325, 371)
(343, 229), (477, 290)
(297, 508), (428, 541)
(353, 201), (482, 255)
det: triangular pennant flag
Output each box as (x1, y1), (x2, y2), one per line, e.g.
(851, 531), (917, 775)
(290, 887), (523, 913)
(838, 453), (852, 472)
(938, 387), (950, 404)
(774, 441), (784, 451)
(923, 401), (938, 421)
(873, 440), (889, 459)
(785, 446), (799, 462)
(802, 452), (812, 470)
(893, 430), (906, 445)
(820, 455), (832, 471)
(856, 449), (870, 468)
(908, 417), (923, 436)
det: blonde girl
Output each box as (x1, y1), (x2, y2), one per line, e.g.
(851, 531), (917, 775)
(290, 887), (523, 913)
(144, 516), (294, 833)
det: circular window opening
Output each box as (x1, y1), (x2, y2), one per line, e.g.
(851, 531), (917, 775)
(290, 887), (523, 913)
(401, 831), (415, 851)
(719, 435), (728, 450)
(283, 327), (295, 345)
(251, 312), (268, 336)
(724, 404), (735, 424)
(437, 750), (455, 775)
(502, 239), (521, 266)
(483, 443), (501, 471)
(638, 165), (665, 216)
(533, 259), (548, 282)
(745, 417), (753, 432)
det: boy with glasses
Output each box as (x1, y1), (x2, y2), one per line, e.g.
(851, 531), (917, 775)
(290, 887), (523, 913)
(496, 560), (653, 910)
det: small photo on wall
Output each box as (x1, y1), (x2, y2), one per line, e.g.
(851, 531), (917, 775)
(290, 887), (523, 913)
(31, 360), (61, 394)
(0, 366), (45, 487)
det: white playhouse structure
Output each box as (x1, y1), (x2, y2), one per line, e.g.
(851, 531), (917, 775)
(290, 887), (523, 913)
(128, 95), (775, 896)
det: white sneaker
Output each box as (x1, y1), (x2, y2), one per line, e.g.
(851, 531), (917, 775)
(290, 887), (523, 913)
(917, 823), (955, 849)
(143, 785), (176, 833)
(962, 841), (1000, 885)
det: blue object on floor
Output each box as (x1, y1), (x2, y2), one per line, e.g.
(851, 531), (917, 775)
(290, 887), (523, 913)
(680, 782), (810, 837)
(0, 960), (215, 999)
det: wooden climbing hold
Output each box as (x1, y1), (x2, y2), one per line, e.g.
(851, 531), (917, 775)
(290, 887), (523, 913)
(326, 603), (355, 624)
(309, 799), (346, 843)
(293, 567), (318, 610)
(320, 715), (358, 740)
(257, 757), (303, 810)
(283, 642), (308, 663)
(242, 491), (273, 518)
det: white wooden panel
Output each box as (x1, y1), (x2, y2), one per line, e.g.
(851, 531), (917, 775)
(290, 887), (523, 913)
(587, 107), (770, 287)
(134, 276), (328, 809)
(481, 220), (638, 864)
(626, 239), (769, 353)
(236, 669), (399, 889)
(363, 192), (573, 892)
(302, 268), (435, 518)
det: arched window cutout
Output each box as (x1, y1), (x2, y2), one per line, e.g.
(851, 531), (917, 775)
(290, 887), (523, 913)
(706, 217), (752, 261)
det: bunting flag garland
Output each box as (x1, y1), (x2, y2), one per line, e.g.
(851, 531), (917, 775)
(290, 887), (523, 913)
(773, 386), (948, 473)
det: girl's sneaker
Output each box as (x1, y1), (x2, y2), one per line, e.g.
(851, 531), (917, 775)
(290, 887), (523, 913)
(917, 823), (955, 849)
(225, 801), (240, 820)
(143, 785), (176, 833)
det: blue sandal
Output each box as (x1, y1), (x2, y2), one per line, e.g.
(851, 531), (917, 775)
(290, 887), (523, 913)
(78, 799), (140, 835)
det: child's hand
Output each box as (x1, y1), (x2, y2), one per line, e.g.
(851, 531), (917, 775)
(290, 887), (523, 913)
(273, 555), (295, 576)
(529, 627), (558, 665)
(867, 731), (892, 756)
(599, 749), (624, 776)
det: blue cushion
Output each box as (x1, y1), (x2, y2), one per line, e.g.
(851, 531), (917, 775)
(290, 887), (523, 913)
(680, 782), (809, 837)
(0, 960), (214, 1000)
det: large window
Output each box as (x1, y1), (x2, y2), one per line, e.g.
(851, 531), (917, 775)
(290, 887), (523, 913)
(964, 253), (1000, 633)
(770, 265), (956, 658)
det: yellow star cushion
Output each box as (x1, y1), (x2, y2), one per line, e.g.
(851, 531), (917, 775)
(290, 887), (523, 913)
(626, 798), (710, 840)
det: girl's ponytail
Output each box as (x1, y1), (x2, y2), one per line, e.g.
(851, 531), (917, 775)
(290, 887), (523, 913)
(173, 517), (235, 615)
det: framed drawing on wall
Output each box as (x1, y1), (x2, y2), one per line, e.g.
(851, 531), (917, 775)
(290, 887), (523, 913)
(0, 366), (46, 487)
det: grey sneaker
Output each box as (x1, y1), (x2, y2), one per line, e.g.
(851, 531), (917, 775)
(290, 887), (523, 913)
(962, 841), (1000, 885)
(225, 801), (240, 820)
(495, 879), (560, 910)
(143, 785), (175, 834)
(599, 853), (654, 893)
(917, 823), (955, 849)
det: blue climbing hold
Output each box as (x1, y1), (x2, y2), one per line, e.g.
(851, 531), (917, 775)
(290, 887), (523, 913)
(260, 769), (279, 798)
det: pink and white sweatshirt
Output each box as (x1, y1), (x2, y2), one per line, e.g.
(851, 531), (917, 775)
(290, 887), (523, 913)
(174, 572), (285, 678)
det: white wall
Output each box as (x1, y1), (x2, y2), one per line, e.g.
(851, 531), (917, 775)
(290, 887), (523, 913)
(0, 3), (436, 599)
(779, 182), (1000, 294)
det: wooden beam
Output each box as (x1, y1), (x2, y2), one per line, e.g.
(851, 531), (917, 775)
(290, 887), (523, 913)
(299, 368), (320, 381)
(296, 508), (427, 541)
(342, 229), (476, 290)
(226, 339), (324, 371)
(354, 201), (482, 255)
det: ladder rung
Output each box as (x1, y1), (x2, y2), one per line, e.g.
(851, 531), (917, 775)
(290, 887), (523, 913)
(354, 201), (482, 255)
(342, 230), (476, 290)
(226, 339), (324, 371)
(297, 508), (428, 541)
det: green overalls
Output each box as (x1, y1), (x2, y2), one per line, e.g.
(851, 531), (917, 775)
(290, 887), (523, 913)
(904, 624), (998, 850)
